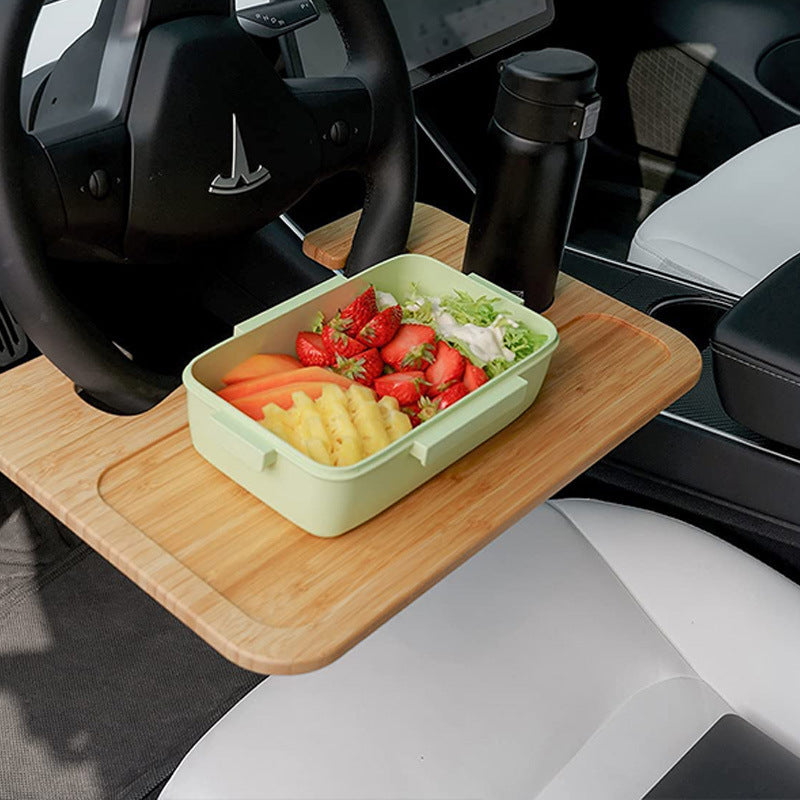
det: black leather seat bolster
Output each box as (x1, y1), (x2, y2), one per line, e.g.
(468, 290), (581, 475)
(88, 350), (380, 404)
(712, 253), (800, 449)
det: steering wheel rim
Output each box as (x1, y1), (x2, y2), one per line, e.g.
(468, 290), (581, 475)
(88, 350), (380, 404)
(328, 0), (417, 272)
(0, 0), (416, 414)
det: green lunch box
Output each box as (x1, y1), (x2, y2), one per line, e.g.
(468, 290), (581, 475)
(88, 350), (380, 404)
(183, 254), (559, 537)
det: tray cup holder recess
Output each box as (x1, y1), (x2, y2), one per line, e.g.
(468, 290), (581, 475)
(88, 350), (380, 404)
(648, 296), (734, 351)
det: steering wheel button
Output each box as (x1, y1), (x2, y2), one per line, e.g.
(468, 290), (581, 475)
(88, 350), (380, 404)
(238, 0), (319, 36)
(330, 120), (350, 146)
(88, 170), (110, 200)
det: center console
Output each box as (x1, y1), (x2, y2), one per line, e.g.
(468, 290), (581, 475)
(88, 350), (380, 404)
(562, 248), (800, 551)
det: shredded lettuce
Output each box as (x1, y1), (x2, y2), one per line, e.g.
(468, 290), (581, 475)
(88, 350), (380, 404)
(399, 286), (548, 372)
(503, 325), (549, 360)
(439, 290), (500, 327)
(310, 311), (325, 334)
(402, 296), (435, 325)
(485, 358), (513, 379)
(401, 284), (434, 325)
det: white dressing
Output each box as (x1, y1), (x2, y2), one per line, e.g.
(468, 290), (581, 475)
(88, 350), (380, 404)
(375, 290), (398, 310)
(434, 310), (514, 362)
(407, 296), (515, 364)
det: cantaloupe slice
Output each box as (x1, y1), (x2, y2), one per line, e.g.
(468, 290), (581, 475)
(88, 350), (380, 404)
(219, 366), (342, 402)
(222, 354), (301, 385)
(230, 377), (357, 419)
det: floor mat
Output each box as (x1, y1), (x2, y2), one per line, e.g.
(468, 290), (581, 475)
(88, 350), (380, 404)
(0, 476), (264, 800)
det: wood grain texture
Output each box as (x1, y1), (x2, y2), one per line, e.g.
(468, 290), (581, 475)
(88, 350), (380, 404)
(0, 206), (701, 674)
(303, 202), (469, 271)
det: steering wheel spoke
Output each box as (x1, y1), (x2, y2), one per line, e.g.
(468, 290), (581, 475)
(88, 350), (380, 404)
(287, 77), (372, 180)
(43, 124), (129, 260)
(22, 131), (66, 244)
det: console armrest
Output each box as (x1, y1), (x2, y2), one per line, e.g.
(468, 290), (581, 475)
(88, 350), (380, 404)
(712, 254), (800, 449)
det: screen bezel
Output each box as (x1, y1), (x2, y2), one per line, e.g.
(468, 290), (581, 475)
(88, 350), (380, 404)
(291, 1), (556, 89)
(404, 1), (556, 88)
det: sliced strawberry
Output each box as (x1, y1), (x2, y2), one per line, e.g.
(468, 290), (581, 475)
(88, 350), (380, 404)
(339, 286), (377, 336)
(296, 331), (333, 367)
(403, 406), (422, 428)
(322, 315), (367, 359)
(380, 324), (437, 371)
(463, 363), (489, 392)
(333, 348), (384, 386)
(357, 305), (402, 348)
(437, 381), (469, 410)
(425, 341), (466, 396)
(374, 371), (428, 406)
(403, 396), (438, 427)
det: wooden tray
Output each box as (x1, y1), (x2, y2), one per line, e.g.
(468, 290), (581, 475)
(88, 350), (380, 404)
(0, 206), (701, 674)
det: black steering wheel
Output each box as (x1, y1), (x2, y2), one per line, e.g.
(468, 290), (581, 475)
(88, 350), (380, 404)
(0, 0), (416, 414)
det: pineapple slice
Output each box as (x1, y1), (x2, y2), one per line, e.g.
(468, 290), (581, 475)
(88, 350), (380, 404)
(300, 416), (333, 460)
(288, 391), (333, 462)
(291, 390), (317, 415)
(334, 436), (366, 467)
(330, 414), (367, 466)
(326, 411), (361, 443)
(376, 395), (411, 441)
(265, 384), (414, 467)
(352, 407), (390, 456)
(314, 388), (366, 465)
(301, 413), (330, 445)
(261, 404), (290, 440)
(304, 438), (333, 466)
(347, 383), (376, 406)
(347, 385), (391, 456)
(317, 384), (349, 415)
(377, 394), (401, 416)
(261, 404), (304, 452)
(318, 397), (360, 441)
(377, 396), (404, 435)
(384, 409), (413, 441)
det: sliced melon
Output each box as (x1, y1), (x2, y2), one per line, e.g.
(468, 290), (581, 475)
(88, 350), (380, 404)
(222, 354), (301, 385)
(219, 366), (345, 402)
(230, 378), (355, 420)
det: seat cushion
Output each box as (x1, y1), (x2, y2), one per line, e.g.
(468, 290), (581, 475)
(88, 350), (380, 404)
(557, 499), (800, 754)
(160, 502), (735, 800)
(628, 124), (800, 295)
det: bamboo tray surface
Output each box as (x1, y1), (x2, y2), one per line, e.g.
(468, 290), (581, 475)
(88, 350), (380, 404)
(0, 206), (701, 674)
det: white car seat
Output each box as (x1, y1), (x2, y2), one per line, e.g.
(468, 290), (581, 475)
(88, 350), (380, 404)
(25, 0), (102, 76)
(629, 124), (800, 296)
(159, 499), (800, 799)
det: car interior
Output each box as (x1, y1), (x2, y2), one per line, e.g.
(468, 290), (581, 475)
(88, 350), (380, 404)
(2, 0), (800, 797)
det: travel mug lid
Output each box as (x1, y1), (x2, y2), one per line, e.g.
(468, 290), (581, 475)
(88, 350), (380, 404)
(495, 49), (601, 142)
(500, 49), (598, 106)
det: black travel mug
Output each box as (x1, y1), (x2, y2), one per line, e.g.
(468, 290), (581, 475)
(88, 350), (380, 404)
(463, 49), (601, 311)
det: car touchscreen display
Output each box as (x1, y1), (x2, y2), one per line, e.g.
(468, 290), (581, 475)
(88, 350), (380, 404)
(389, 0), (549, 71)
(293, 0), (554, 87)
